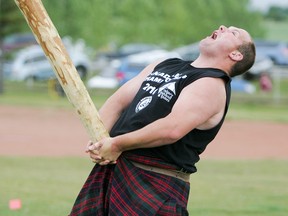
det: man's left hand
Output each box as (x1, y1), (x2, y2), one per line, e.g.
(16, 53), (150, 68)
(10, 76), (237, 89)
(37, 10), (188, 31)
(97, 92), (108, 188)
(86, 138), (121, 165)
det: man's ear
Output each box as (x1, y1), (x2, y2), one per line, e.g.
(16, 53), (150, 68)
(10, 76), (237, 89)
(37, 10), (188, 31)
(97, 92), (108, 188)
(229, 51), (243, 61)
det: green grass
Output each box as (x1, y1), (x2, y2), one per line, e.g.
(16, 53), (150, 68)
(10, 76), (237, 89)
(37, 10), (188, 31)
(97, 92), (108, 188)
(227, 102), (288, 122)
(1, 157), (287, 216)
(1, 79), (288, 123)
(188, 160), (288, 216)
(0, 80), (115, 109)
(264, 20), (288, 42)
(0, 157), (93, 216)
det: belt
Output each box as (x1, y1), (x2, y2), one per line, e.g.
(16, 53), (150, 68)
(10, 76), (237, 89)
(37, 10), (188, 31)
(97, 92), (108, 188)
(131, 161), (190, 182)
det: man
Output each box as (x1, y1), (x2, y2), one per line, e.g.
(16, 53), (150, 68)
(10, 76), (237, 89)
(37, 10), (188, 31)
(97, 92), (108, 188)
(70, 25), (255, 215)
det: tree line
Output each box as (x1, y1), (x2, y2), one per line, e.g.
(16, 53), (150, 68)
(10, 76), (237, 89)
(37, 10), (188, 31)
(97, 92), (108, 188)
(265, 6), (288, 21)
(1, 0), (266, 49)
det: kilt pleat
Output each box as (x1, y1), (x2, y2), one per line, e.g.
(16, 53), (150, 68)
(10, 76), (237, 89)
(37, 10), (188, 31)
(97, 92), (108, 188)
(69, 154), (190, 216)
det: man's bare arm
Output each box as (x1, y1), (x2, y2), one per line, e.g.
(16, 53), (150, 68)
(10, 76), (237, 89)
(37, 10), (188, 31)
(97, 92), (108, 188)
(99, 60), (162, 132)
(94, 77), (226, 162)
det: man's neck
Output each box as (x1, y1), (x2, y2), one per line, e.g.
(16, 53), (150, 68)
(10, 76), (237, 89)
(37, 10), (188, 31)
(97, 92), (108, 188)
(191, 55), (230, 75)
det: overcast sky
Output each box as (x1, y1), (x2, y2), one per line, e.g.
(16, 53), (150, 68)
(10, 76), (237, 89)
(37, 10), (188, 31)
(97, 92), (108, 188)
(250, 0), (288, 11)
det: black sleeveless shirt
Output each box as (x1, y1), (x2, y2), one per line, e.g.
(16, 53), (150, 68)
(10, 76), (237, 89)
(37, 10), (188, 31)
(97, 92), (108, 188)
(110, 58), (231, 173)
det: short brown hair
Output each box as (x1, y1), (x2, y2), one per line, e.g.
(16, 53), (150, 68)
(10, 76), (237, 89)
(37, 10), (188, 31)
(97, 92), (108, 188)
(230, 41), (256, 77)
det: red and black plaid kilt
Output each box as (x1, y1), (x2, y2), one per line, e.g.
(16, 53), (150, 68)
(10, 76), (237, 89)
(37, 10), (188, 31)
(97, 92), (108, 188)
(69, 153), (190, 216)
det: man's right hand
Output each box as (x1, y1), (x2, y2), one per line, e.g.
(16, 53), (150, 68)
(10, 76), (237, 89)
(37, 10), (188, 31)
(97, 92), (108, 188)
(86, 141), (118, 165)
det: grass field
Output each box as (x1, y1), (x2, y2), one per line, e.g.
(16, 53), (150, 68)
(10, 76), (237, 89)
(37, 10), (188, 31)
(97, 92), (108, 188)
(1, 79), (288, 123)
(0, 157), (92, 216)
(188, 160), (288, 216)
(1, 157), (287, 216)
(264, 20), (288, 42)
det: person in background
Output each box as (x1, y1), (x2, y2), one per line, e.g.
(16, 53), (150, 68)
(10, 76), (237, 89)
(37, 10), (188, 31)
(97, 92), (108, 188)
(260, 72), (273, 92)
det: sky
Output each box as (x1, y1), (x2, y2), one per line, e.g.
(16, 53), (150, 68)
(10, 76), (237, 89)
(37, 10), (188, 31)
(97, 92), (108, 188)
(250, 0), (288, 11)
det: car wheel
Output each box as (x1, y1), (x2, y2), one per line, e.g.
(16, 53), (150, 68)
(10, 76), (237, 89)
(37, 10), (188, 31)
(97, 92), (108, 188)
(243, 72), (257, 81)
(25, 76), (36, 87)
(76, 65), (87, 80)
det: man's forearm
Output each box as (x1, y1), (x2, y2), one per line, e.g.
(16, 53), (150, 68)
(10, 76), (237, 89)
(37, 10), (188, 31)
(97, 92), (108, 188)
(113, 117), (182, 152)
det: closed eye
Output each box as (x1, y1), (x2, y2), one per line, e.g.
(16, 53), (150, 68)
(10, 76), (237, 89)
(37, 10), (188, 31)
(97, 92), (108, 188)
(230, 29), (240, 37)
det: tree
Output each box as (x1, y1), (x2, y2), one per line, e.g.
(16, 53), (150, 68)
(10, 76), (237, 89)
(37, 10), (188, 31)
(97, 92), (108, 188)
(265, 6), (288, 21)
(1, 0), (266, 51)
(41, 0), (265, 49)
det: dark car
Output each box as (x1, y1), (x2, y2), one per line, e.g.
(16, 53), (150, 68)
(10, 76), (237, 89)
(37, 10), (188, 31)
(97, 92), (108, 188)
(104, 43), (161, 60)
(255, 40), (288, 65)
(1, 33), (37, 53)
(116, 49), (180, 85)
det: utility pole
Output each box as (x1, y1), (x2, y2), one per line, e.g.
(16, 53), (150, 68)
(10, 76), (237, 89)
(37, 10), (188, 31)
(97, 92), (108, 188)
(0, 0), (4, 94)
(0, 41), (3, 94)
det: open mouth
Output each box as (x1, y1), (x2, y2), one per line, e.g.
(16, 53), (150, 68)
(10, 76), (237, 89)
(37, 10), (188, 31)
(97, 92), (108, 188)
(211, 31), (218, 40)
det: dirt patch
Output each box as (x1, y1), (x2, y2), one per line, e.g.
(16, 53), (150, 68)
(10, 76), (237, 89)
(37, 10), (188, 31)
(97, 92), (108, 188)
(1, 105), (287, 159)
(0, 105), (88, 157)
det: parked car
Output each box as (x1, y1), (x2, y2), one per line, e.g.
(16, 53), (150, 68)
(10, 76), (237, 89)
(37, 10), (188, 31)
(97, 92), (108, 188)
(87, 57), (121, 89)
(231, 78), (255, 94)
(242, 54), (274, 80)
(7, 38), (91, 81)
(173, 42), (274, 80)
(90, 43), (162, 87)
(1, 33), (37, 53)
(88, 49), (179, 89)
(2, 60), (12, 79)
(255, 40), (288, 65)
(116, 49), (180, 85)
(87, 73), (119, 89)
(104, 43), (161, 60)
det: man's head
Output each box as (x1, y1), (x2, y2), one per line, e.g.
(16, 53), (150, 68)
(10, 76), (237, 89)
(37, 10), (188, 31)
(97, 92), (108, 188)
(199, 25), (255, 77)
(229, 40), (255, 77)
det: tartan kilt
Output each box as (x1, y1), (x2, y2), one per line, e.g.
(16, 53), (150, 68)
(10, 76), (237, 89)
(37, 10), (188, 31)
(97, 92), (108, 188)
(69, 153), (190, 216)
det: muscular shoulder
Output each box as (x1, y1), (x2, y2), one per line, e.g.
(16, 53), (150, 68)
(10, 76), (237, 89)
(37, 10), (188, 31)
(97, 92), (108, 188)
(182, 77), (227, 130)
(185, 76), (226, 97)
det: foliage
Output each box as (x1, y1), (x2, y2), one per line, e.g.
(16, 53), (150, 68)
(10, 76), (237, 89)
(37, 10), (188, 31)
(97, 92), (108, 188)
(0, 0), (29, 39)
(265, 6), (288, 21)
(263, 20), (288, 42)
(1, 0), (265, 49)
(42, 0), (264, 48)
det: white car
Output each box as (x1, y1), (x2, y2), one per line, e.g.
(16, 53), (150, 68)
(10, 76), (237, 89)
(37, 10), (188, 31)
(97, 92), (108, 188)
(8, 38), (91, 81)
(87, 49), (180, 89)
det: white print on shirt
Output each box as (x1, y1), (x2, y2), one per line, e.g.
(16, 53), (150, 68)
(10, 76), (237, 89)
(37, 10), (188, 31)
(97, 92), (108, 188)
(159, 82), (176, 95)
(143, 83), (158, 95)
(158, 82), (176, 102)
(141, 71), (187, 102)
(145, 76), (164, 84)
(135, 96), (152, 113)
(149, 71), (187, 82)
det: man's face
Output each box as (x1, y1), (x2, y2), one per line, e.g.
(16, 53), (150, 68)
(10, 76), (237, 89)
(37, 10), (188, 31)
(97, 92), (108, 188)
(199, 25), (251, 57)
